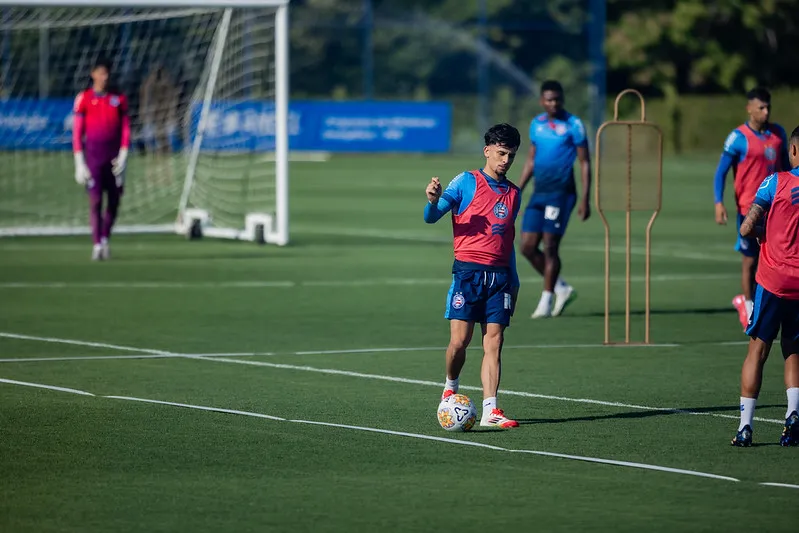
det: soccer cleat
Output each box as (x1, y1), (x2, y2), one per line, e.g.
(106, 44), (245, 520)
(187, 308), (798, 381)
(552, 285), (576, 317)
(780, 411), (799, 447)
(732, 294), (749, 331)
(480, 408), (519, 428)
(100, 242), (111, 261)
(441, 389), (456, 401)
(91, 244), (103, 261)
(731, 424), (753, 447)
(531, 299), (552, 319)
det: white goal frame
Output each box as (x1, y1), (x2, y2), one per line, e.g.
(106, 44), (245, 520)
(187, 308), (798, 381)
(0, 0), (291, 246)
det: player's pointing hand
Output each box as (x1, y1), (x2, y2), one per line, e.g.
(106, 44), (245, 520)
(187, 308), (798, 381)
(426, 177), (442, 204)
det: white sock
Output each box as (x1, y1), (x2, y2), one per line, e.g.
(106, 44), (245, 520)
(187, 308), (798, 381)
(482, 396), (497, 414)
(739, 397), (757, 431)
(745, 300), (754, 320)
(787, 387), (799, 418)
(444, 377), (459, 393)
(539, 291), (553, 306)
(555, 277), (569, 290)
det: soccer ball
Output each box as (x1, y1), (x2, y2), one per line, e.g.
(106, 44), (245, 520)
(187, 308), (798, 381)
(437, 394), (478, 432)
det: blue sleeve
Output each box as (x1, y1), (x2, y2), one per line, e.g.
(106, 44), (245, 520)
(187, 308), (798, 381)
(570, 117), (587, 147)
(713, 152), (735, 203)
(753, 173), (778, 209)
(723, 130), (746, 161)
(528, 119), (536, 146)
(423, 172), (472, 223)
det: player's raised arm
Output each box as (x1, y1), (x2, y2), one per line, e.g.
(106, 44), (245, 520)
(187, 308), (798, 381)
(423, 173), (467, 223)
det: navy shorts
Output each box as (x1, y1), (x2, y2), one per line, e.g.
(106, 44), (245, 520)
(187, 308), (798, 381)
(521, 192), (577, 235)
(735, 213), (758, 257)
(746, 284), (799, 349)
(445, 269), (515, 326)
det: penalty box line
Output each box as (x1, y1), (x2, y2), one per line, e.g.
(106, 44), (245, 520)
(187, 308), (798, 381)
(0, 376), (742, 485)
(0, 331), (778, 426)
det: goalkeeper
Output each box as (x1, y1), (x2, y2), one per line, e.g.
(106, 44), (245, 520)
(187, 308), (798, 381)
(72, 58), (130, 261)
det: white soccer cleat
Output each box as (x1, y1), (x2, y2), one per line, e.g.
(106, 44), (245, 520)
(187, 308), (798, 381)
(552, 285), (576, 317)
(531, 299), (552, 319)
(91, 244), (103, 261)
(480, 408), (519, 428)
(100, 241), (111, 260)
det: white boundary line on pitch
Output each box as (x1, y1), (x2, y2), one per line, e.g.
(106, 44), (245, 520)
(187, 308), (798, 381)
(0, 273), (739, 290)
(0, 331), (767, 423)
(0, 376), (741, 484)
(759, 482), (799, 490)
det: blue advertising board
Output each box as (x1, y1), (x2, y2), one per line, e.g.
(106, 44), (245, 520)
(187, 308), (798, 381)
(0, 99), (451, 153)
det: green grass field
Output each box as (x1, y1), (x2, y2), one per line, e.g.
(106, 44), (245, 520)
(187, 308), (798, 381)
(1, 153), (797, 532)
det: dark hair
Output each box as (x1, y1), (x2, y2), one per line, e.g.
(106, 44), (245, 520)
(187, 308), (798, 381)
(540, 80), (563, 95)
(92, 57), (112, 72)
(790, 126), (799, 143)
(746, 87), (771, 103)
(484, 123), (520, 149)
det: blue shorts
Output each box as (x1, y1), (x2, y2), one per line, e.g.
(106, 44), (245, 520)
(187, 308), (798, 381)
(521, 192), (577, 235)
(445, 269), (515, 326)
(746, 284), (799, 348)
(735, 213), (759, 257)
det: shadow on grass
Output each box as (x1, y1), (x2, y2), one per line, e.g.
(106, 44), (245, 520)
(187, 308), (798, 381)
(515, 404), (784, 425)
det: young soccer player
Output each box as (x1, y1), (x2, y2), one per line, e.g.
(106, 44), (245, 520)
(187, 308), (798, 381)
(731, 125), (799, 447)
(714, 88), (788, 329)
(517, 80), (591, 319)
(73, 58), (130, 261)
(424, 123), (522, 429)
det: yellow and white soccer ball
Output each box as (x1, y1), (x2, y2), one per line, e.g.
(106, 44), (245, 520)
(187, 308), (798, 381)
(437, 393), (477, 432)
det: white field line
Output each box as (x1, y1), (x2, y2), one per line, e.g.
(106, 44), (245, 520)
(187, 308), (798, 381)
(759, 482), (799, 490)
(0, 273), (739, 290)
(0, 377), (94, 396)
(1, 378), (736, 484)
(195, 356), (784, 426)
(0, 332), (173, 355)
(0, 332), (771, 424)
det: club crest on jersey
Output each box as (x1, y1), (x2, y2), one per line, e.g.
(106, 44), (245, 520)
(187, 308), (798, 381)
(109, 96), (120, 107)
(765, 146), (776, 161)
(555, 124), (567, 136)
(452, 293), (466, 310)
(493, 201), (509, 219)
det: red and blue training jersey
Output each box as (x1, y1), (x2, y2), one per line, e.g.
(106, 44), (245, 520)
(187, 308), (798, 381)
(424, 169), (520, 284)
(753, 168), (799, 298)
(719, 123), (787, 214)
(72, 88), (130, 165)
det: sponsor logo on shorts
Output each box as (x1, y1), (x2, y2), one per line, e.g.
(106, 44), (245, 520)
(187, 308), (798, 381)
(452, 293), (465, 310)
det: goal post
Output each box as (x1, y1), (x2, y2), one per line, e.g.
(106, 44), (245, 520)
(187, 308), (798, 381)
(0, 0), (290, 245)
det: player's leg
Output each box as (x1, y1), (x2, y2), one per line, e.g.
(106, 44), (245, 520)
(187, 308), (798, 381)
(733, 214), (759, 329)
(479, 277), (518, 428)
(442, 271), (480, 398)
(778, 308), (799, 446)
(85, 168), (105, 260)
(533, 194), (577, 318)
(100, 166), (122, 260)
(733, 284), (778, 446)
(520, 230), (545, 276)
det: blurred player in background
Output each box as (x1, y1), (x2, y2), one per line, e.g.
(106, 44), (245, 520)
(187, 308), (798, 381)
(73, 58), (130, 261)
(139, 64), (177, 155)
(714, 87), (788, 330)
(731, 125), (799, 447)
(424, 123), (522, 429)
(517, 80), (591, 319)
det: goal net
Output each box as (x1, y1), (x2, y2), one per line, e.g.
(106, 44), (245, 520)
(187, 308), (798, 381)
(0, 0), (289, 245)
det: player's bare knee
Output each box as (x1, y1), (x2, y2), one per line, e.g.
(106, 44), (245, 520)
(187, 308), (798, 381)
(747, 338), (771, 364)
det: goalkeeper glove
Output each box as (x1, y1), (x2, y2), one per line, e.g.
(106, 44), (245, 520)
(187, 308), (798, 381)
(112, 147), (128, 185)
(74, 152), (90, 186)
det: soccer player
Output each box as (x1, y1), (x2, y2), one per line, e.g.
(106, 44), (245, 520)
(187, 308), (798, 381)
(714, 87), (788, 329)
(424, 123), (522, 429)
(517, 80), (591, 319)
(73, 58), (130, 261)
(730, 125), (799, 447)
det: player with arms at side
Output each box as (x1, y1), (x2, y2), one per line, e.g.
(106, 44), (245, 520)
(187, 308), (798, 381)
(714, 88), (788, 329)
(73, 58), (131, 260)
(424, 123), (522, 429)
(731, 125), (799, 447)
(517, 80), (591, 319)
